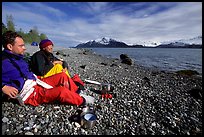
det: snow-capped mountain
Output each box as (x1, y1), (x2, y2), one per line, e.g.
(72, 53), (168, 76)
(157, 36), (202, 48)
(177, 36), (202, 45)
(76, 37), (130, 48)
(132, 41), (162, 47)
(95, 37), (110, 45)
(76, 36), (202, 48)
(162, 36), (202, 45)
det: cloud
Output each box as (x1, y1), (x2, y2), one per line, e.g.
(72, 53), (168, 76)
(2, 2), (202, 47)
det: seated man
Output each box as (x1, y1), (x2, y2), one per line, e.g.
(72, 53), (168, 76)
(30, 39), (70, 78)
(2, 31), (94, 106)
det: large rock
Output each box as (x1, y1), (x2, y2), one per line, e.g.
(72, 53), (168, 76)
(120, 54), (129, 60)
(120, 54), (133, 65)
(176, 70), (199, 76)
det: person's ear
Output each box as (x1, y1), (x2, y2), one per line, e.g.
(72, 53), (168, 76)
(7, 44), (13, 50)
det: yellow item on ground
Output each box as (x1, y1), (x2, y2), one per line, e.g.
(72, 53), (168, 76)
(41, 64), (70, 78)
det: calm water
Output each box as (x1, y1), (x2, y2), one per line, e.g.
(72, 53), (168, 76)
(89, 48), (202, 75)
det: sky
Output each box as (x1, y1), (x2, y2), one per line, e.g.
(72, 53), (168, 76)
(2, 2), (202, 48)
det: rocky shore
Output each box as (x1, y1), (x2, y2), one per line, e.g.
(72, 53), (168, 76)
(2, 47), (202, 135)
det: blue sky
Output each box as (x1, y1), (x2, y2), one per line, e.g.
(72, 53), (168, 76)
(2, 2), (202, 47)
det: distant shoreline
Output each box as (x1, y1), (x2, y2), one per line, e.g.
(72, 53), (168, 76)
(77, 48), (202, 76)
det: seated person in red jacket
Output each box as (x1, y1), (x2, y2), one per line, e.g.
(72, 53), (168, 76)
(2, 31), (94, 106)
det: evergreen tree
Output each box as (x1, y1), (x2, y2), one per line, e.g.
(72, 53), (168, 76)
(16, 28), (26, 41)
(29, 26), (45, 43)
(40, 33), (48, 40)
(6, 15), (15, 32)
(2, 22), (7, 34)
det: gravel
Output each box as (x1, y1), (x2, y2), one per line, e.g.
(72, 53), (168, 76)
(2, 47), (202, 135)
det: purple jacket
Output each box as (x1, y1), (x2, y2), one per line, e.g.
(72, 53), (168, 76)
(2, 50), (36, 92)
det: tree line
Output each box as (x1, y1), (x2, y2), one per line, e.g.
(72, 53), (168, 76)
(2, 15), (48, 44)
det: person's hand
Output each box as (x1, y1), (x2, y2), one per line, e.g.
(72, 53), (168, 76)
(53, 60), (63, 65)
(2, 85), (18, 98)
(62, 67), (67, 73)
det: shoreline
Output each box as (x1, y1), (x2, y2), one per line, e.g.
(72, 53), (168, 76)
(2, 48), (202, 135)
(87, 47), (202, 76)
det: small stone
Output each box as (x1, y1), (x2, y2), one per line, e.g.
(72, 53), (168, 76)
(74, 122), (81, 128)
(2, 117), (9, 123)
(25, 131), (34, 135)
(19, 114), (24, 118)
(53, 106), (60, 109)
(24, 126), (32, 131)
(34, 128), (38, 133)
(151, 122), (156, 127)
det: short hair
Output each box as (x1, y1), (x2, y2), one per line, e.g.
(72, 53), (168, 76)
(2, 31), (23, 49)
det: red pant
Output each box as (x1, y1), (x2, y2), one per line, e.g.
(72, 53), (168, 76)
(24, 72), (84, 106)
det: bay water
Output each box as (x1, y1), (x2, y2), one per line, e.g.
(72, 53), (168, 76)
(89, 48), (202, 75)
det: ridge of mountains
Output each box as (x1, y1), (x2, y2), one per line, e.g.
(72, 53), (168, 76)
(76, 36), (202, 48)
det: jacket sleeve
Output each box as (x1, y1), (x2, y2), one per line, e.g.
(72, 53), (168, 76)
(53, 55), (68, 69)
(2, 76), (11, 88)
(54, 56), (60, 61)
(2, 59), (22, 90)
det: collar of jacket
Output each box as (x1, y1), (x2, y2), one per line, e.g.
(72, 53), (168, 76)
(3, 49), (24, 60)
(41, 49), (52, 55)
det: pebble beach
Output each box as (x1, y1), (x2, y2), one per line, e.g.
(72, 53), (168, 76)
(2, 47), (202, 135)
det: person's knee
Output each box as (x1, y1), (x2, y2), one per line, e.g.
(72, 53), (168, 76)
(59, 88), (83, 105)
(60, 71), (68, 78)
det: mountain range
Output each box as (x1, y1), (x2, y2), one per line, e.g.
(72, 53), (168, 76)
(76, 37), (143, 48)
(76, 36), (202, 48)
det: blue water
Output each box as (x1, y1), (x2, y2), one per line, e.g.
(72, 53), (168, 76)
(89, 48), (202, 75)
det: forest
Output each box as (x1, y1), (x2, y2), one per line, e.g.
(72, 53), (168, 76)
(2, 15), (48, 44)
